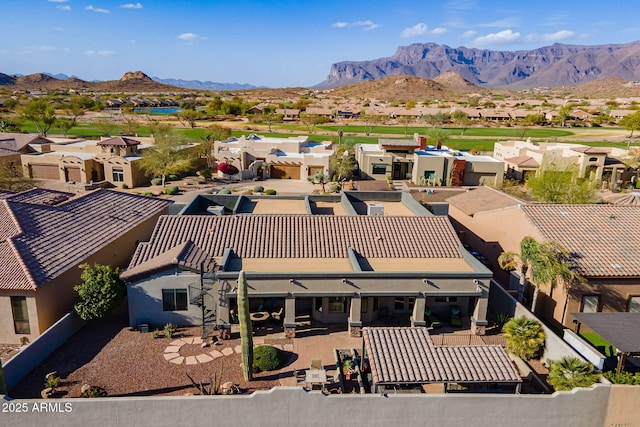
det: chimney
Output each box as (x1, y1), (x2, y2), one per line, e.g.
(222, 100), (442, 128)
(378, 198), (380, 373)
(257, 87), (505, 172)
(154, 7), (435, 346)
(418, 136), (427, 151)
(436, 140), (442, 150)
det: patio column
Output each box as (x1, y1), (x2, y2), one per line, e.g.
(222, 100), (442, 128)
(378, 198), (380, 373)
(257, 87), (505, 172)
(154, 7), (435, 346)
(471, 279), (489, 336)
(284, 295), (296, 339)
(411, 295), (426, 327)
(349, 294), (362, 337)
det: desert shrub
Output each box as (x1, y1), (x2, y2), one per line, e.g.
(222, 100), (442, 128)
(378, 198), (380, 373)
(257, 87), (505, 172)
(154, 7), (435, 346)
(122, 183), (129, 189)
(492, 313), (511, 330)
(253, 345), (285, 372)
(218, 188), (232, 194)
(143, 191), (154, 196)
(547, 357), (600, 391)
(81, 385), (107, 398)
(217, 162), (239, 176)
(264, 189), (277, 195)
(164, 186), (179, 195)
(164, 323), (177, 339)
(200, 168), (213, 180)
(603, 371), (640, 385)
(44, 373), (61, 389)
(151, 178), (162, 186)
(253, 185), (264, 193)
(502, 316), (545, 360)
(168, 174), (179, 181)
(329, 183), (340, 193)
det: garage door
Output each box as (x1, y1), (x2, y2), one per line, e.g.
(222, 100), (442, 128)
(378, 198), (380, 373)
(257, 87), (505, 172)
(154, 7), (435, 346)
(308, 166), (324, 177)
(271, 164), (301, 179)
(31, 164), (60, 180)
(463, 172), (497, 186)
(65, 167), (82, 183)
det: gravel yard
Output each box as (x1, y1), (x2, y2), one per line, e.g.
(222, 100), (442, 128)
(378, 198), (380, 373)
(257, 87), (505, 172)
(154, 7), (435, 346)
(9, 308), (290, 398)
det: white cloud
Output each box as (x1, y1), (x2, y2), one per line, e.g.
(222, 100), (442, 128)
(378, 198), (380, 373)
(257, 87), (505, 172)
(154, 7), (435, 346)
(462, 30), (477, 38)
(53, 27), (65, 31)
(445, 0), (477, 10)
(401, 23), (428, 38)
(57, 5), (71, 10)
(332, 20), (379, 31)
(430, 27), (448, 35)
(178, 33), (208, 44)
(31, 45), (70, 52)
(477, 18), (520, 28)
(86, 5), (110, 13)
(522, 30), (575, 44)
(474, 29), (521, 46)
(85, 50), (115, 56)
(120, 3), (143, 9)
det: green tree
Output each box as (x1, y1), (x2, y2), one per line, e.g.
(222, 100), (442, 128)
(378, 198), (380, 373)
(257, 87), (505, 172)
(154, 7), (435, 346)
(524, 113), (546, 126)
(360, 112), (384, 136)
(498, 236), (582, 312)
(450, 110), (470, 135)
(177, 109), (203, 128)
(547, 357), (600, 391)
(93, 120), (120, 137)
(261, 105), (282, 133)
(619, 111), (640, 138)
(73, 264), (126, 321)
(237, 271), (253, 381)
(300, 113), (329, 134)
(526, 161), (596, 204)
(21, 98), (56, 136)
(397, 115), (414, 136)
(200, 124), (231, 169)
(0, 162), (33, 191)
(557, 105), (573, 128)
(56, 118), (75, 137)
(426, 128), (449, 148)
(307, 169), (331, 192)
(502, 316), (546, 360)
(139, 133), (195, 186)
(330, 145), (355, 186)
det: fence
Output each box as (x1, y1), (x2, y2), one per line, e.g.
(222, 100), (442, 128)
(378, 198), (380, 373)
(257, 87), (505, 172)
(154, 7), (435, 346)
(4, 311), (85, 389)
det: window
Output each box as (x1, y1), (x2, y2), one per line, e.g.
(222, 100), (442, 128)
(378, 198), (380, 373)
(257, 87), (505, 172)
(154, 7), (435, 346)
(627, 296), (640, 313)
(162, 289), (188, 311)
(11, 296), (30, 334)
(112, 167), (125, 182)
(581, 295), (600, 313)
(328, 297), (347, 313)
(423, 171), (436, 180)
(588, 157), (598, 162)
(372, 164), (387, 175)
(315, 297), (323, 313)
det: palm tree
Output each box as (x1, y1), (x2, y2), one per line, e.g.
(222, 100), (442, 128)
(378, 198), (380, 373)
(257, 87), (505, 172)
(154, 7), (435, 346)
(547, 357), (600, 391)
(502, 316), (546, 360)
(498, 236), (582, 313)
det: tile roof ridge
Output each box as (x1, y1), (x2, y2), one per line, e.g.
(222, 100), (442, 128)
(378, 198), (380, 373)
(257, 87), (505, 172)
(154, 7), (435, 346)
(5, 237), (37, 290)
(2, 199), (23, 236)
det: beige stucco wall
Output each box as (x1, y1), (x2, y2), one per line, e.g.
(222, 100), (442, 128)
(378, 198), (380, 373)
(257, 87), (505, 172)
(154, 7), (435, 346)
(411, 155), (447, 184)
(605, 385), (640, 427)
(0, 210), (166, 344)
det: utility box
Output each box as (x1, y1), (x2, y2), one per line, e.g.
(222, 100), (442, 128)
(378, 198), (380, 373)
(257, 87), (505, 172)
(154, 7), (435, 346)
(367, 204), (384, 216)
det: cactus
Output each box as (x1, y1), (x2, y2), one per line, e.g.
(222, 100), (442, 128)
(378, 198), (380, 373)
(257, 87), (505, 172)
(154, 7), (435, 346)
(237, 271), (253, 381)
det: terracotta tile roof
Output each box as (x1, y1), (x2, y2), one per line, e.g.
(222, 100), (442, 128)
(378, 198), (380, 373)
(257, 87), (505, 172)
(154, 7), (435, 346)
(522, 205), (640, 277)
(97, 136), (141, 147)
(446, 187), (524, 216)
(363, 327), (520, 384)
(6, 188), (74, 206)
(121, 240), (216, 281)
(0, 189), (172, 291)
(128, 215), (463, 269)
(571, 146), (609, 154)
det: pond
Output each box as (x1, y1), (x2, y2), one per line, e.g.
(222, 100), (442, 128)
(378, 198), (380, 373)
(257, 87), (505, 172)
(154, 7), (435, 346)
(135, 107), (182, 115)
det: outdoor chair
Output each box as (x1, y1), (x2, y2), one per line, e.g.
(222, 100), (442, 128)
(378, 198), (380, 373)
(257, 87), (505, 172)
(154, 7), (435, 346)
(310, 359), (323, 371)
(271, 307), (284, 321)
(450, 305), (462, 327)
(425, 306), (443, 328)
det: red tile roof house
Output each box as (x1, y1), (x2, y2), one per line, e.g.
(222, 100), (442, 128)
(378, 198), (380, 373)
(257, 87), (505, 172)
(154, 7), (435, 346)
(0, 188), (172, 344)
(122, 195), (494, 340)
(446, 188), (640, 330)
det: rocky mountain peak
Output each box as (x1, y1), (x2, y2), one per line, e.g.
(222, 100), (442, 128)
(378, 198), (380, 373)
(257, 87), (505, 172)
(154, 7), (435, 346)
(119, 71), (153, 82)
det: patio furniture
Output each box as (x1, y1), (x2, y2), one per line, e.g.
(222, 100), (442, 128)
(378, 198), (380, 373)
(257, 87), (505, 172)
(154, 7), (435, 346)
(271, 307), (284, 321)
(450, 305), (462, 327)
(250, 311), (270, 324)
(425, 306), (443, 328)
(310, 359), (323, 370)
(305, 369), (327, 391)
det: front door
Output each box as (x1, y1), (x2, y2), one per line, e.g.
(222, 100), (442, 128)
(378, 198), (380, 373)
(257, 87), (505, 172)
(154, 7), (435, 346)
(394, 297), (415, 313)
(393, 163), (402, 180)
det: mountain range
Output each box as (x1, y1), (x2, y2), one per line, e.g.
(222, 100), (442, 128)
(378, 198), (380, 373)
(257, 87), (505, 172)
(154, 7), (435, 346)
(315, 41), (640, 89)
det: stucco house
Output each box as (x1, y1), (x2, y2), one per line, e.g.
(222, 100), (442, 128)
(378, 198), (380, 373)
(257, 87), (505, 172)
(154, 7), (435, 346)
(0, 188), (172, 344)
(356, 134), (504, 186)
(493, 139), (628, 183)
(0, 133), (52, 166)
(214, 134), (334, 180)
(122, 192), (493, 339)
(445, 187), (640, 329)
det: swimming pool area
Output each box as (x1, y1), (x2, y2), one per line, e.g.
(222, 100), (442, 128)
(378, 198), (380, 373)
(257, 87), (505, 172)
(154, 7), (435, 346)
(135, 107), (182, 115)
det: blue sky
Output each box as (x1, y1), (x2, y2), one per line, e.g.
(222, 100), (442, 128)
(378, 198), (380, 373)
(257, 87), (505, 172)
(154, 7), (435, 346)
(2, 0), (640, 87)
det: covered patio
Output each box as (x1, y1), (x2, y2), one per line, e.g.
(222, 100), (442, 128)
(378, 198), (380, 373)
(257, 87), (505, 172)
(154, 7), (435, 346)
(572, 312), (640, 373)
(362, 327), (522, 394)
